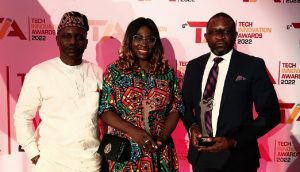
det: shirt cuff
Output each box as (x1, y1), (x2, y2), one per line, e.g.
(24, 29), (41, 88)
(23, 141), (40, 159)
(188, 123), (199, 137)
(233, 139), (237, 149)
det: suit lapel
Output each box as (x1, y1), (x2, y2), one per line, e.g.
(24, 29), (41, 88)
(220, 50), (240, 109)
(192, 53), (209, 124)
(195, 53), (210, 104)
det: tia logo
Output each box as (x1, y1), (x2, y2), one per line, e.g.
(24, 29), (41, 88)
(183, 21), (207, 43)
(0, 18), (26, 40)
(287, 23), (300, 30)
(286, 104), (300, 124)
(243, 0), (257, 2)
(169, 0), (196, 2)
(274, 0), (300, 3)
(88, 20), (124, 41)
(280, 103), (300, 124)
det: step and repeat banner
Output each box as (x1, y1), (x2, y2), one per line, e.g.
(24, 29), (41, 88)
(1, 0), (300, 171)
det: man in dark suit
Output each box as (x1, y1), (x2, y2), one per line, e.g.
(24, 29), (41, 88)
(182, 12), (280, 172)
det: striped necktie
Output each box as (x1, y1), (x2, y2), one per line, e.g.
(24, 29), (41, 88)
(202, 57), (223, 136)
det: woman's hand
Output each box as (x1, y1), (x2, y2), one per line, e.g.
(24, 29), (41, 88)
(127, 127), (158, 152)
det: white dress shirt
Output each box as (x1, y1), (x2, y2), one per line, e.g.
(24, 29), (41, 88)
(201, 50), (233, 137)
(14, 57), (102, 171)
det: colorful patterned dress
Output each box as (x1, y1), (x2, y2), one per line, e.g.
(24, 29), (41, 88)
(99, 64), (184, 172)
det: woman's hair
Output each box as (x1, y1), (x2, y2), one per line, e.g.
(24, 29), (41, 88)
(116, 17), (169, 75)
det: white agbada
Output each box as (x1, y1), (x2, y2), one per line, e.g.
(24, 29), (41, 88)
(14, 57), (103, 171)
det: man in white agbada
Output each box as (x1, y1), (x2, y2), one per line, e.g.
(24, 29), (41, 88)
(14, 11), (102, 172)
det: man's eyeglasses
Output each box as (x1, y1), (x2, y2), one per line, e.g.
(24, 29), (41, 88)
(206, 29), (235, 37)
(133, 35), (157, 45)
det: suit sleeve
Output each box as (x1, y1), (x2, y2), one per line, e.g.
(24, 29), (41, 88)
(235, 59), (281, 148)
(182, 62), (197, 131)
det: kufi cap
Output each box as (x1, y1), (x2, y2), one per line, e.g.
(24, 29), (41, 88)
(57, 11), (89, 32)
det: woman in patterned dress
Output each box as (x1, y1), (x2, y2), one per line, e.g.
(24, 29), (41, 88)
(98, 17), (184, 172)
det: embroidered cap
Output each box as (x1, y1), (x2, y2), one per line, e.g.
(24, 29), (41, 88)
(57, 11), (89, 33)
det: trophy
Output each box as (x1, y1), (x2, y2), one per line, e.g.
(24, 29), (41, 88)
(199, 98), (216, 146)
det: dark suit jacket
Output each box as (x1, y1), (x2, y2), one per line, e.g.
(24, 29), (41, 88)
(182, 49), (280, 172)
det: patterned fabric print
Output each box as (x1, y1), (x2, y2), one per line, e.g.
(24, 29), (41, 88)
(99, 64), (184, 172)
(57, 11), (89, 32)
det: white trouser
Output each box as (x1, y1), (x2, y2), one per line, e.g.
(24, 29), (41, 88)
(34, 155), (101, 172)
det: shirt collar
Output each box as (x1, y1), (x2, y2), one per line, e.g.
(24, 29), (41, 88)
(209, 49), (233, 63)
(57, 58), (82, 72)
